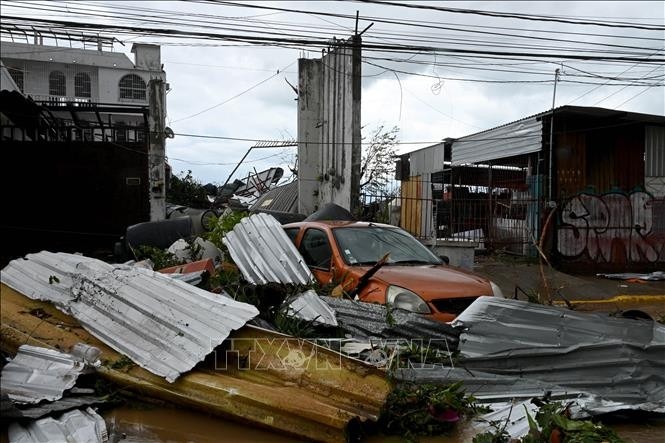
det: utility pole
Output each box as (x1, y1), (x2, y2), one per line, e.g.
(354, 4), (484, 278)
(548, 68), (560, 203)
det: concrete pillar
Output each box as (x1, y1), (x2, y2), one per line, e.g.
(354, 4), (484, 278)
(148, 78), (166, 221)
(297, 36), (362, 216)
(298, 58), (323, 215)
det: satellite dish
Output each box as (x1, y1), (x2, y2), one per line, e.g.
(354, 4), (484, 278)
(164, 127), (175, 139)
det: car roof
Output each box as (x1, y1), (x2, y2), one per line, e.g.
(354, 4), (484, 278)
(282, 220), (396, 230)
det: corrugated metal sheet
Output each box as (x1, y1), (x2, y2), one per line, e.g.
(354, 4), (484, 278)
(8, 407), (108, 443)
(286, 290), (338, 326)
(0, 251), (259, 382)
(452, 297), (665, 410)
(408, 142), (446, 176)
(646, 125), (665, 177)
(396, 366), (577, 403)
(323, 297), (459, 349)
(453, 296), (663, 356)
(223, 213), (314, 285)
(0, 345), (87, 404)
(250, 180), (299, 213)
(452, 118), (543, 166)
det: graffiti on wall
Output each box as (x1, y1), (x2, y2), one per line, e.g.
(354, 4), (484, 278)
(557, 190), (665, 264)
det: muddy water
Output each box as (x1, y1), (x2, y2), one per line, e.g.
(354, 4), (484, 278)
(2, 405), (662, 442)
(103, 406), (665, 442)
(104, 406), (300, 442)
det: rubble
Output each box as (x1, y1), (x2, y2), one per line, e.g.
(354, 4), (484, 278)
(2, 221), (662, 442)
(1, 280), (391, 442)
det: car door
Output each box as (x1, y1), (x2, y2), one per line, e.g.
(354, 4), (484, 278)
(298, 228), (334, 284)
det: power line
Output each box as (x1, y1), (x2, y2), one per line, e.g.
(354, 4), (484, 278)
(592, 64), (665, 106)
(4, 15), (663, 65)
(566, 50), (665, 105)
(353, 0), (665, 30)
(171, 60), (296, 123)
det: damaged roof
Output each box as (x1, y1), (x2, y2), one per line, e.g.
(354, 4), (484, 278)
(223, 213), (314, 285)
(1, 251), (259, 382)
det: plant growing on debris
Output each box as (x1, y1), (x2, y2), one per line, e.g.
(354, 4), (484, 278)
(472, 401), (625, 443)
(379, 381), (484, 441)
(204, 210), (248, 251)
(133, 245), (184, 270)
(521, 402), (624, 443)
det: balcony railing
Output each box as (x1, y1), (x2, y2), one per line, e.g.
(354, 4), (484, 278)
(31, 95), (93, 106)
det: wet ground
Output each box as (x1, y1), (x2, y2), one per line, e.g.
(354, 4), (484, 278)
(101, 406), (665, 443)
(472, 254), (665, 302)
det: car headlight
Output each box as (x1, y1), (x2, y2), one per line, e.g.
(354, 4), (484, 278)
(490, 281), (504, 298)
(386, 286), (431, 314)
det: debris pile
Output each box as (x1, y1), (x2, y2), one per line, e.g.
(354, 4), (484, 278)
(1, 212), (663, 442)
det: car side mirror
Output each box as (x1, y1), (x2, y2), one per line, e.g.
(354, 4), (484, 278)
(439, 255), (450, 265)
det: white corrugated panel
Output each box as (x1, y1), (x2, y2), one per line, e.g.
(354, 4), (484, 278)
(1, 345), (87, 404)
(8, 407), (108, 443)
(452, 118), (543, 165)
(645, 125), (665, 177)
(1, 252), (259, 382)
(223, 213), (314, 285)
(408, 142), (446, 176)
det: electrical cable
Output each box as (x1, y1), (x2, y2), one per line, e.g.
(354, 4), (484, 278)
(171, 60), (296, 123)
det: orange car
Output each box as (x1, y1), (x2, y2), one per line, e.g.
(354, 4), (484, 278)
(283, 220), (503, 323)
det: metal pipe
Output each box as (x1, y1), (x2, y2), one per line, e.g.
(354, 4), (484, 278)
(223, 146), (253, 187)
(548, 69), (560, 202)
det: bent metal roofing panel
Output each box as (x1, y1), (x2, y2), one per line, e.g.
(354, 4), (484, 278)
(1, 251), (259, 382)
(223, 212), (314, 285)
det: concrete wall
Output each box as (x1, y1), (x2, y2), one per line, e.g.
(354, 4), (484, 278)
(297, 36), (361, 215)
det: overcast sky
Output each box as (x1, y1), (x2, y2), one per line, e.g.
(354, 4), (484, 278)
(3, 1), (664, 185)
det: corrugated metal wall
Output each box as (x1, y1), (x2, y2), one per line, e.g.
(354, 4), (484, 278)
(452, 118), (543, 166)
(408, 142), (446, 176)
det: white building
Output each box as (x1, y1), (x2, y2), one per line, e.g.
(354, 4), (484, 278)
(1, 39), (165, 107)
(1, 35), (168, 221)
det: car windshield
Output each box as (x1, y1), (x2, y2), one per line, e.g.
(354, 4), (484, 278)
(332, 226), (442, 266)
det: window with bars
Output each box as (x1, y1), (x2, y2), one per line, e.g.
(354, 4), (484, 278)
(75, 72), (91, 97)
(119, 74), (146, 100)
(9, 67), (24, 92)
(49, 71), (66, 96)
